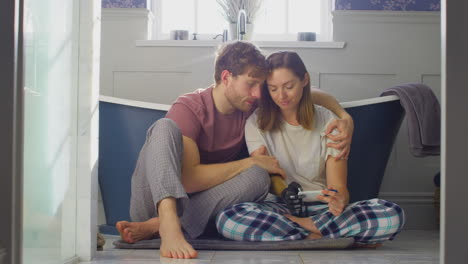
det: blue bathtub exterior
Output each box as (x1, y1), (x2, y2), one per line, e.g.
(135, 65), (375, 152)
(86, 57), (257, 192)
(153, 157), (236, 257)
(345, 100), (404, 202)
(98, 102), (167, 234)
(98, 97), (404, 234)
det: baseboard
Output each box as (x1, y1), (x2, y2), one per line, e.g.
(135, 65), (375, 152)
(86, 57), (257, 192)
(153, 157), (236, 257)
(63, 256), (79, 264)
(379, 191), (434, 203)
(379, 192), (438, 230)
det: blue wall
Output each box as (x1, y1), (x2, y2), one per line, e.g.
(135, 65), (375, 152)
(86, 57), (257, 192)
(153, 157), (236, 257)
(335, 0), (440, 11)
(102, 0), (440, 11)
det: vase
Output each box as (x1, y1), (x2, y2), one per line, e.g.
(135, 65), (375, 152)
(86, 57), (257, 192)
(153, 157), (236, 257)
(229, 23), (254, 41)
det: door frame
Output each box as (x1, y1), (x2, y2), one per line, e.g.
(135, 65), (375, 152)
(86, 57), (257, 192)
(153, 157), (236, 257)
(75, 0), (101, 261)
(440, 1), (468, 263)
(0, 0), (24, 264)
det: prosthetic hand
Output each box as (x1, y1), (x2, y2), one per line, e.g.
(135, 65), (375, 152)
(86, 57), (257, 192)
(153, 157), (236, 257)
(281, 182), (308, 217)
(279, 181), (338, 217)
(270, 175), (308, 217)
(270, 175), (307, 217)
(271, 175), (334, 217)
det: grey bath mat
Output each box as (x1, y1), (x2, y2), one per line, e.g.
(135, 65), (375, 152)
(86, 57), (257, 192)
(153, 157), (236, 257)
(113, 237), (355, 250)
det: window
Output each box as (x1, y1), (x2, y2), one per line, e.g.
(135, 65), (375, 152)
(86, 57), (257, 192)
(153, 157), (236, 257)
(151, 0), (333, 41)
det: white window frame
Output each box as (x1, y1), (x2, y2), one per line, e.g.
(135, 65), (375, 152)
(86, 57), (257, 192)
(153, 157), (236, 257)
(151, 0), (334, 41)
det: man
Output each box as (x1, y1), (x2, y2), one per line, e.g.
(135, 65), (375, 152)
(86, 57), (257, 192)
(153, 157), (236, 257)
(116, 41), (354, 259)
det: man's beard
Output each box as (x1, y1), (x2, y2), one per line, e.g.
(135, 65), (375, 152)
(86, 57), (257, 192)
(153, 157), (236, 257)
(225, 86), (251, 112)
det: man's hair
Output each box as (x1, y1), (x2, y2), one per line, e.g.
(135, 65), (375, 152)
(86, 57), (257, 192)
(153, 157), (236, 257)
(214, 41), (268, 84)
(257, 51), (314, 131)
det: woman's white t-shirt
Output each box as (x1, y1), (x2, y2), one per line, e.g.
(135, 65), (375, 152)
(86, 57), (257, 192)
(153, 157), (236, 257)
(245, 105), (340, 196)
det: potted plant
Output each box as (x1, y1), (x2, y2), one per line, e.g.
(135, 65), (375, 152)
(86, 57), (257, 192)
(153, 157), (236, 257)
(216, 0), (262, 40)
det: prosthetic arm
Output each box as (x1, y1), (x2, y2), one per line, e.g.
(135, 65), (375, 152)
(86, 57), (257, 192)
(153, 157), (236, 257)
(270, 175), (336, 217)
(270, 175), (307, 217)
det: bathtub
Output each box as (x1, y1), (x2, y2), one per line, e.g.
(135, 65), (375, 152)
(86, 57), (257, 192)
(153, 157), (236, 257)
(98, 95), (404, 234)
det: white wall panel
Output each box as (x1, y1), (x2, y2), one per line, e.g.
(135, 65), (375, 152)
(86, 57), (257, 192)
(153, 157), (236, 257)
(421, 74), (441, 100)
(113, 71), (192, 104)
(319, 73), (397, 101)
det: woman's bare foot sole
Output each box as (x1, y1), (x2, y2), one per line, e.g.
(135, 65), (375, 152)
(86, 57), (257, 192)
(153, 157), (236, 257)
(116, 218), (159, 244)
(285, 214), (322, 238)
(306, 233), (323, 240)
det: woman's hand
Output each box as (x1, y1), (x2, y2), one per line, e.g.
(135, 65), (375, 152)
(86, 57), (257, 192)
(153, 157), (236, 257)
(317, 188), (348, 217)
(325, 115), (354, 161)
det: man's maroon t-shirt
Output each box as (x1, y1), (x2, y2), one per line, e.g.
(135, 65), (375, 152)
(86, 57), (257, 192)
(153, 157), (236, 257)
(166, 86), (256, 164)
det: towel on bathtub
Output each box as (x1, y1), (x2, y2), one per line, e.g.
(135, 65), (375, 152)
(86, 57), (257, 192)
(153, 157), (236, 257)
(381, 83), (440, 157)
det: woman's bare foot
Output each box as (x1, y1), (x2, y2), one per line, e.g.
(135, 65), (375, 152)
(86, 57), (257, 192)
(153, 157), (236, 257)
(116, 218), (159, 243)
(158, 198), (198, 259)
(285, 214), (322, 239)
(306, 233), (323, 239)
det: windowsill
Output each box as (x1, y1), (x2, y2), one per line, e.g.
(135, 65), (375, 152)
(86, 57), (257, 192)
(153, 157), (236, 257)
(135, 40), (346, 49)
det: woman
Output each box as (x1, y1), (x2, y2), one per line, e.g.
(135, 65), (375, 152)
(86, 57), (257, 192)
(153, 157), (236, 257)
(215, 51), (405, 246)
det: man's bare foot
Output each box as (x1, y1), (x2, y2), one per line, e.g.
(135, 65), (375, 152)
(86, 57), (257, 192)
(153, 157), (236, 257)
(285, 214), (322, 239)
(116, 218), (159, 243)
(158, 198), (197, 259)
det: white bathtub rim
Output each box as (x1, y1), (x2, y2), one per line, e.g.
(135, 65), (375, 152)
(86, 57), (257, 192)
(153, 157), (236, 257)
(99, 95), (400, 111)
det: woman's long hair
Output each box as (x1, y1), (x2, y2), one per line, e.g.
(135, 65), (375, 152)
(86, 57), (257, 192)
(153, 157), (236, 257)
(257, 51), (314, 131)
